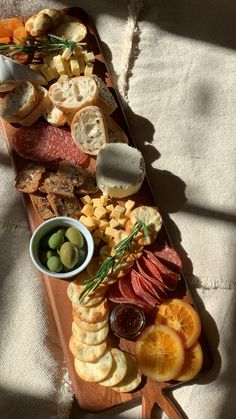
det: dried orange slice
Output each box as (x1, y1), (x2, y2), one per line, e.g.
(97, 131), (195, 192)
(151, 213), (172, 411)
(135, 324), (185, 382)
(155, 299), (201, 349)
(175, 341), (203, 381)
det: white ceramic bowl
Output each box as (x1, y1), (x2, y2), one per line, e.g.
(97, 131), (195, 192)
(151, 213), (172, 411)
(29, 216), (94, 279)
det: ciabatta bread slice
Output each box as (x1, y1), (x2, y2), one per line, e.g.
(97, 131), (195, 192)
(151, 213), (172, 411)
(93, 76), (117, 115)
(48, 76), (98, 113)
(0, 81), (38, 121)
(20, 86), (51, 127)
(71, 105), (108, 155)
(43, 103), (67, 127)
(105, 115), (129, 144)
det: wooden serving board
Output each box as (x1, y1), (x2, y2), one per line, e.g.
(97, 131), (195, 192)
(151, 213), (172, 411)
(0, 7), (212, 418)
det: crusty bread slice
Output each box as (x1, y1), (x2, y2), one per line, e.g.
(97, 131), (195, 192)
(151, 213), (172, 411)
(20, 86), (51, 127)
(0, 81), (38, 121)
(54, 20), (87, 42)
(105, 115), (129, 144)
(93, 76), (117, 115)
(71, 105), (108, 156)
(49, 76), (98, 113)
(43, 102), (67, 127)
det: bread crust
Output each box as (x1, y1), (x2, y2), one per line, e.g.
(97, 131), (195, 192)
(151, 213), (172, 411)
(0, 81), (38, 121)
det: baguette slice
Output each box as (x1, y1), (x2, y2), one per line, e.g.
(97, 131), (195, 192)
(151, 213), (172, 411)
(43, 103), (67, 127)
(0, 81), (38, 121)
(49, 76), (98, 113)
(105, 115), (129, 144)
(93, 76), (117, 115)
(20, 86), (51, 127)
(71, 105), (108, 156)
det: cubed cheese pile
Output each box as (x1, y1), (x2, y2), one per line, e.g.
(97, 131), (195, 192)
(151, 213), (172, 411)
(79, 194), (135, 247)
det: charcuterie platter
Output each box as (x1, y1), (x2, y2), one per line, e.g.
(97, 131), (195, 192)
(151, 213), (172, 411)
(0, 7), (212, 418)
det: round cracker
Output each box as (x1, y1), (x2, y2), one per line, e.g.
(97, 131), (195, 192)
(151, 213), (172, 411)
(73, 312), (109, 332)
(69, 335), (107, 362)
(99, 348), (128, 387)
(74, 349), (113, 382)
(112, 353), (142, 393)
(72, 298), (108, 323)
(67, 280), (105, 308)
(72, 321), (109, 345)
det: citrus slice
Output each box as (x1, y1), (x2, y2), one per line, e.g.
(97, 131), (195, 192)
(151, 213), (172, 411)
(155, 299), (201, 349)
(135, 324), (185, 382)
(175, 341), (203, 381)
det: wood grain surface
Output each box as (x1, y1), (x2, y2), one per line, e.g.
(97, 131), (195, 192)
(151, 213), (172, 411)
(0, 7), (212, 418)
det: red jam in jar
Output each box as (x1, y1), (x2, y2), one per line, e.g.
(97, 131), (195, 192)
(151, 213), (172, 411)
(110, 304), (146, 340)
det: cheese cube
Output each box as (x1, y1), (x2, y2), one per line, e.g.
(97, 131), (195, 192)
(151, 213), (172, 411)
(84, 51), (95, 63)
(114, 205), (125, 215)
(80, 195), (92, 205)
(105, 227), (118, 238)
(100, 195), (109, 206)
(78, 56), (85, 74)
(106, 204), (114, 214)
(93, 229), (104, 239)
(117, 217), (128, 227)
(103, 235), (116, 246)
(93, 237), (101, 246)
(43, 52), (58, 68)
(79, 215), (96, 231)
(92, 198), (103, 208)
(62, 47), (73, 61)
(94, 206), (107, 220)
(84, 63), (94, 76)
(91, 216), (99, 226)
(109, 219), (120, 229)
(125, 200), (135, 211)
(74, 45), (83, 57)
(53, 55), (66, 75)
(62, 58), (71, 76)
(81, 204), (94, 217)
(70, 55), (80, 76)
(110, 209), (122, 220)
(98, 220), (109, 230)
(40, 64), (57, 81)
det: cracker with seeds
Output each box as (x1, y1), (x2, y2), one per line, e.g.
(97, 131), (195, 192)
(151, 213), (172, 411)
(30, 193), (55, 220)
(15, 163), (46, 194)
(75, 170), (98, 195)
(44, 172), (75, 197)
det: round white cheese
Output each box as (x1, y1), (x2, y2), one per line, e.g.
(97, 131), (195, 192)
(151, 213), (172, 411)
(96, 143), (145, 198)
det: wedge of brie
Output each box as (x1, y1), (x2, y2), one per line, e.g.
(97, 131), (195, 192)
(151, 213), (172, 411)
(96, 143), (145, 198)
(0, 55), (46, 92)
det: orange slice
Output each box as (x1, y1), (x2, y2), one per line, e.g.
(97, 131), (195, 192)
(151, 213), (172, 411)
(6, 17), (24, 31)
(175, 341), (203, 381)
(13, 26), (28, 45)
(135, 324), (185, 382)
(155, 299), (201, 349)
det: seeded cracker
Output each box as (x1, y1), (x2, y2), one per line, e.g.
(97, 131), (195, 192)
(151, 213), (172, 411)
(30, 193), (55, 220)
(15, 163), (46, 194)
(44, 172), (75, 197)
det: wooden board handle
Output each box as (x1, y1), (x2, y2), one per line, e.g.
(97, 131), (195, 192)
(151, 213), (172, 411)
(142, 383), (183, 419)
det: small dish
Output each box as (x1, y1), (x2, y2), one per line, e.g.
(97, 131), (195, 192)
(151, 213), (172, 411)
(110, 304), (146, 341)
(29, 216), (94, 279)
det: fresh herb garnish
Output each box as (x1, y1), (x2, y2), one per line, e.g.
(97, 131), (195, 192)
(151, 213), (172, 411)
(79, 221), (148, 303)
(0, 34), (86, 58)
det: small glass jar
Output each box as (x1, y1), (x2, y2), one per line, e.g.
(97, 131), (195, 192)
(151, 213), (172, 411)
(110, 304), (146, 341)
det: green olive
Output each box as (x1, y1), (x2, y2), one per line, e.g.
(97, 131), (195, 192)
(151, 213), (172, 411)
(40, 250), (57, 266)
(57, 228), (66, 236)
(47, 256), (63, 272)
(60, 242), (79, 269)
(65, 227), (84, 248)
(48, 232), (64, 250)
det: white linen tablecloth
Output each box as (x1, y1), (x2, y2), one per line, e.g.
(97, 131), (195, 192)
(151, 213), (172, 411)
(0, 0), (235, 418)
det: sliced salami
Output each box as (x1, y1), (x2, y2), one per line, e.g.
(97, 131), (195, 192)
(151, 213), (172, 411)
(132, 269), (165, 304)
(136, 259), (168, 300)
(107, 282), (151, 311)
(118, 275), (153, 311)
(144, 250), (180, 291)
(13, 122), (89, 166)
(149, 243), (182, 273)
(130, 270), (156, 307)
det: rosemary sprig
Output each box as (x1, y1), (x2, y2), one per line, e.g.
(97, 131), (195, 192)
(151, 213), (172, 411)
(79, 221), (148, 303)
(0, 34), (86, 58)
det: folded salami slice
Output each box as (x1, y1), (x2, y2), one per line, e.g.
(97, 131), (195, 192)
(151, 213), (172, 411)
(144, 250), (180, 291)
(107, 282), (151, 311)
(132, 269), (165, 304)
(13, 122), (89, 166)
(136, 258), (168, 300)
(149, 243), (182, 273)
(118, 275), (153, 311)
(131, 270), (156, 307)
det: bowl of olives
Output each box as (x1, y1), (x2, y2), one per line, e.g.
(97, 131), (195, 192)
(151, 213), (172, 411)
(29, 216), (94, 279)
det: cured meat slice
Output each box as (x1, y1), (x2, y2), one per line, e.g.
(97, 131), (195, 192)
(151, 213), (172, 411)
(136, 257), (168, 296)
(149, 243), (182, 273)
(13, 122), (89, 166)
(118, 275), (153, 310)
(131, 270), (156, 307)
(132, 269), (165, 304)
(108, 281), (151, 311)
(144, 250), (180, 291)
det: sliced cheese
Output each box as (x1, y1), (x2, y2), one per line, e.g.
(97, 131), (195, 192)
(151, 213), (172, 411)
(96, 143), (145, 198)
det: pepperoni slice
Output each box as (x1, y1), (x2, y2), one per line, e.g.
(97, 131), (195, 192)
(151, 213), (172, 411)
(108, 282), (151, 311)
(13, 122), (89, 166)
(132, 269), (165, 304)
(149, 243), (182, 273)
(136, 259), (168, 300)
(144, 250), (180, 291)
